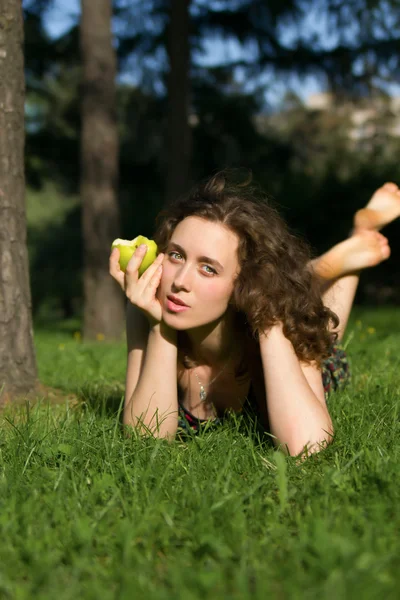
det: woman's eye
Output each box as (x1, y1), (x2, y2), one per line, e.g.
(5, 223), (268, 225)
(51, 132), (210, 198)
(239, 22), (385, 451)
(168, 252), (216, 275)
(203, 265), (216, 275)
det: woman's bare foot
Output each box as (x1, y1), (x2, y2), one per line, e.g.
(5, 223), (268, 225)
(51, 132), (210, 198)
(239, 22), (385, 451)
(354, 182), (400, 231)
(312, 230), (391, 280)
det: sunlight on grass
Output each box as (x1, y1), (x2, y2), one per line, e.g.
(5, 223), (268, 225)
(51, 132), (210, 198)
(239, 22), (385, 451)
(0, 307), (399, 598)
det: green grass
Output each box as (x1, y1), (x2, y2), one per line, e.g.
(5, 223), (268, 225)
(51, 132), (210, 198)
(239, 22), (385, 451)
(1, 307), (400, 599)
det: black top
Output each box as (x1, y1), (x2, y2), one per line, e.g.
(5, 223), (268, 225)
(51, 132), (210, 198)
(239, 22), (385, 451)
(177, 381), (270, 435)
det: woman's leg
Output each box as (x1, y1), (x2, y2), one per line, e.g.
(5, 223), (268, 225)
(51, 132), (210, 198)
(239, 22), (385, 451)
(318, 273), (360, 342)
(311, 231), (390, 341)
(309, 179), (400, 341)
(354, 182), (400, 231)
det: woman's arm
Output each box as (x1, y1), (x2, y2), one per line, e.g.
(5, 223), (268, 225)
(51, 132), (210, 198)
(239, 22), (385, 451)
(125, 303), (150, 406)
(124, 318), (179, 440)
(259, 324), (333, 456)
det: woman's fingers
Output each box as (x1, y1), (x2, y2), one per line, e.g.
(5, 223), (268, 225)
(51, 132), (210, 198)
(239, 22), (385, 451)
(109, 248), (125, 288)
(109, 245), (149, 290)
(133, 252), (164, 284)
(125, 253), (164, 299)
(125, 244), (149, 277)
(109, 246), (164, 323)
(110, 244), (164, 297)
(143, 262), (163, 294)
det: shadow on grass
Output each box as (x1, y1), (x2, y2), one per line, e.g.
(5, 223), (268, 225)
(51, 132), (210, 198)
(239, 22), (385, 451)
(75, 383), (125, 421)
(34, 317), (82, 335)
(73, 382), (276, 451)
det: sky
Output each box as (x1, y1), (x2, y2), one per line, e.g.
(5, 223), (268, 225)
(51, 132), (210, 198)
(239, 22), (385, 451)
(41, 0), (400, 109)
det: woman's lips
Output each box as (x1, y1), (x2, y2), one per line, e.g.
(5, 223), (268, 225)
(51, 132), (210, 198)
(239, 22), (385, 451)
(166, 298), (190, 313)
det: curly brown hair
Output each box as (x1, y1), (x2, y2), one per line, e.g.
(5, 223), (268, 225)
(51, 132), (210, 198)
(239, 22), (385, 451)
(153, 169), (339, 374)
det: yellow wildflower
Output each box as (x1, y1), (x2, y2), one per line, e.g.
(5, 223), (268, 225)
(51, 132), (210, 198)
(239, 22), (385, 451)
(96, 333), (105, 341)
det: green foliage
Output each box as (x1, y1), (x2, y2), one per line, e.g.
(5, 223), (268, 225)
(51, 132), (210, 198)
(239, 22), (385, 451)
(26, 184), (82, 318)
(0, 307), (399, 597)
(23, 0), (400, 317)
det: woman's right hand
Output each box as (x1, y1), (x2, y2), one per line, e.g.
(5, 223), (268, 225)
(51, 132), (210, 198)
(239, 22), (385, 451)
(109, 245), (165, 326)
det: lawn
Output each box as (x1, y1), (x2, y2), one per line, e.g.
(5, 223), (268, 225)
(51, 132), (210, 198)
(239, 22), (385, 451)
(1, 307), (399, 599)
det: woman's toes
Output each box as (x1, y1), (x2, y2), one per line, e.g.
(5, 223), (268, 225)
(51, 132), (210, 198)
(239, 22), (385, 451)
(383, 182), (398, 191)
(382, 244), (391, 260)
(378, 233), (390, 256)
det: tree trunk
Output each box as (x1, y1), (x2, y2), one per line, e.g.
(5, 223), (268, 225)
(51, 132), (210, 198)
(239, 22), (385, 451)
(80, 0), (125, 340)
(165, 0), (192, 205)
(0, 0), (38, 399)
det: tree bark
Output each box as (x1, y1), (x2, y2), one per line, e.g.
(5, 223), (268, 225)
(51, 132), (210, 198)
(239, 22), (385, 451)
(0, 0), (38, 399)
(80, 0), (125, 340)
(165, 0), (192, 205)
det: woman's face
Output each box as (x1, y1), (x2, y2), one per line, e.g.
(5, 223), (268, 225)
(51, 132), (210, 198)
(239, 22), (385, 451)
(157, 216), (241, 329)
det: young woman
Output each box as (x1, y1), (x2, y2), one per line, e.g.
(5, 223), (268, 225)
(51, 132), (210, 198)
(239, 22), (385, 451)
(109, 172), (398, 456)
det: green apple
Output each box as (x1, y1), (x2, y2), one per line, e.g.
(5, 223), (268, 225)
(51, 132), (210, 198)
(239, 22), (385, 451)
(111, 235), (158, 275)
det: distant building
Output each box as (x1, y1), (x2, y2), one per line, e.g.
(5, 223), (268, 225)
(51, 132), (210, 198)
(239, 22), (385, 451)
(305, 93), (400, 142)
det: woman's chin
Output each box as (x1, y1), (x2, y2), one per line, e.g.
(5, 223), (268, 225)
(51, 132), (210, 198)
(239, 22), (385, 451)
(162, 308), (190, 329)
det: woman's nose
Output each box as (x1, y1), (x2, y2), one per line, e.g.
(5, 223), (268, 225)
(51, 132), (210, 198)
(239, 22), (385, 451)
(173, 264), (193, 290)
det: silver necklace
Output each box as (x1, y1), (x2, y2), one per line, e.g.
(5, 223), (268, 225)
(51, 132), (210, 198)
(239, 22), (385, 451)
(192, 353), (232, 402)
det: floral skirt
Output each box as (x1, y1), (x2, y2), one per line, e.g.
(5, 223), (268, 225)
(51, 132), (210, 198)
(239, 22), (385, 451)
(177, 343), (350, 437)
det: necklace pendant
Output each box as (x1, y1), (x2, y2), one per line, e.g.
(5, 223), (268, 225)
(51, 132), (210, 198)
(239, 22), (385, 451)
(199, 386), (207, 402)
